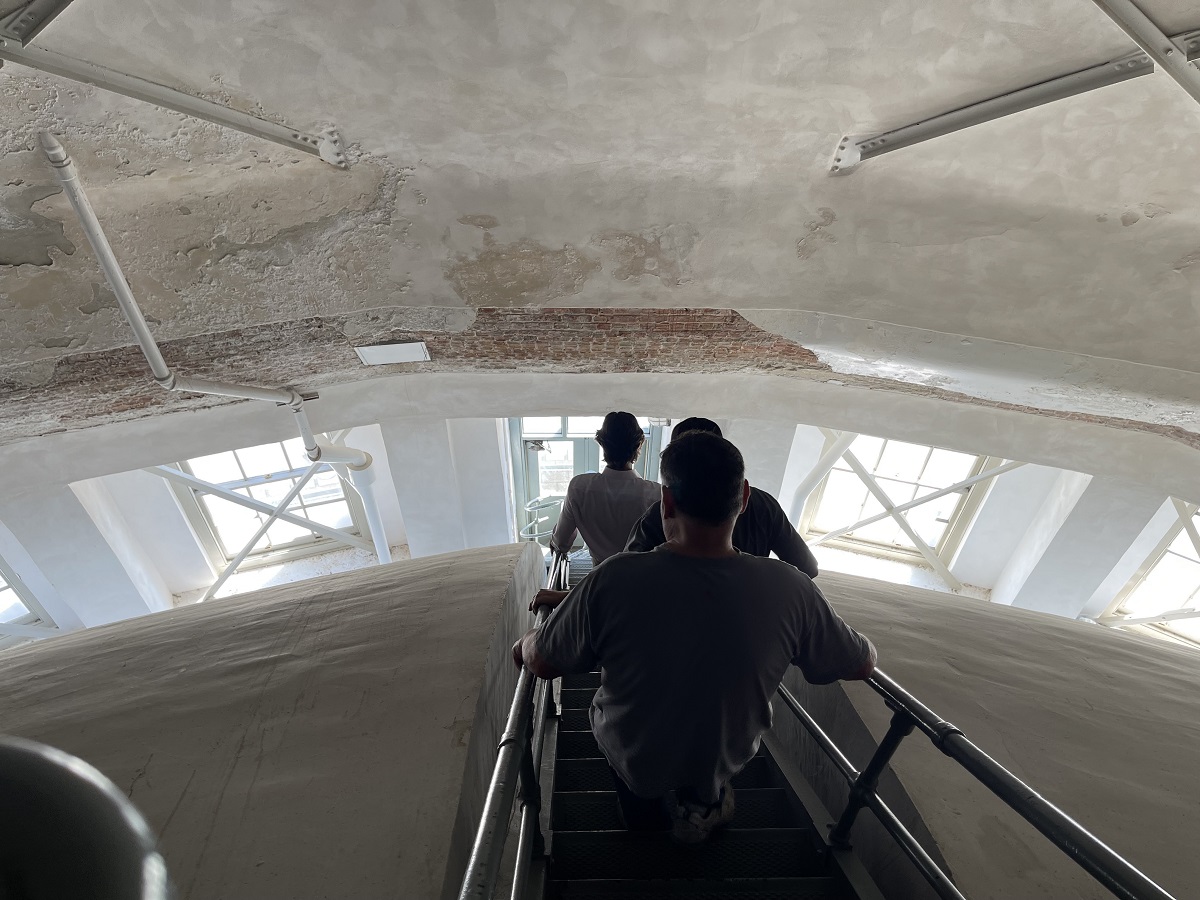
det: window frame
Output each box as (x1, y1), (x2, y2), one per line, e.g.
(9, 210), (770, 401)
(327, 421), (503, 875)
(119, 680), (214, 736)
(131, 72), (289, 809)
(0, 555), (54, 650)
(168, 441), (370, 572)
(1105, 501), (1200, 649)
(508, 416), (665, 547)
(799, 434), (995, 568)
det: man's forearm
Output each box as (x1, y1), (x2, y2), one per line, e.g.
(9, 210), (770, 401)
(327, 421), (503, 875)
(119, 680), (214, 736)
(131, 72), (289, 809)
(518, 627), (565, 681)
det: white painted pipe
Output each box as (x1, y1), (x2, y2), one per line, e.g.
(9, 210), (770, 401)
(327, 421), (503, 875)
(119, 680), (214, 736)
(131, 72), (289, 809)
(347, 465), (392, 564)
(39, 132), (172, 383)
(313, 439), (370, 468)
(41, 133), (392, 568)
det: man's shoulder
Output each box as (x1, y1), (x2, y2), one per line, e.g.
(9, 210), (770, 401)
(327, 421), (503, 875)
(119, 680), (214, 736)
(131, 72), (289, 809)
(748, 486), (786, 515)
(737, 552), (815, 590)
(568, 472), (602, 491)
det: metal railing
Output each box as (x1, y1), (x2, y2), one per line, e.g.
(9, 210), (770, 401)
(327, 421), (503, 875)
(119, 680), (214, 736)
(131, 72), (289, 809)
(457, 551), (569, 900)
(459, 555), (1175, 900)
(778, 670), (1176, 900)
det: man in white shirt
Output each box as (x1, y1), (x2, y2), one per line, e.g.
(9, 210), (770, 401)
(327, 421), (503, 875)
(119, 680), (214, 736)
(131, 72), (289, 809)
(550, 411), (661, 565)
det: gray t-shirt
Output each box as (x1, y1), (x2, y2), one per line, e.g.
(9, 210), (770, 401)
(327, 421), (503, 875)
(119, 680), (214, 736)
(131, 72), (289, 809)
(534, 547), (872, 801)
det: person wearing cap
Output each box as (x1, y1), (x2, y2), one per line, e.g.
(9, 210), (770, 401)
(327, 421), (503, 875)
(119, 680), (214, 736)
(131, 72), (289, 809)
(549, 411), (661, 566)
(624, 417), (819, 578)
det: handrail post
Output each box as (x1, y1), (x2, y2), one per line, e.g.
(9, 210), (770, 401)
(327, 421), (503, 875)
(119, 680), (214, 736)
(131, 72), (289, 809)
(829, 709), (915, 848)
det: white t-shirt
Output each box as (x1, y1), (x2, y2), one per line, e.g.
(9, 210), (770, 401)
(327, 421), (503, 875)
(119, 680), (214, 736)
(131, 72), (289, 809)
(550, 468), (661, 564)
(535, 546), (873, 802)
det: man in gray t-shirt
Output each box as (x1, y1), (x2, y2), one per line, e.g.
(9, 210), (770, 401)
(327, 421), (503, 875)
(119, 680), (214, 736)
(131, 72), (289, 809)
(514, 431), (875, 843)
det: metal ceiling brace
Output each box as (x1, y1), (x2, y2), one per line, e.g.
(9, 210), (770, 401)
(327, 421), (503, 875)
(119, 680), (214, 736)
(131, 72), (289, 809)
(1088, 0), (1200, 106)
(832, 25), (1200, 173)
(147, 465), (373, 552)
(2, 44), (348, 168)
(0, 0), (73, 46)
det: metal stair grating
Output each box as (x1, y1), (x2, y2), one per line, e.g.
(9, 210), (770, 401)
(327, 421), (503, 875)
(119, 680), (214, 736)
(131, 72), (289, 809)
(545, 876), (845, 900)
(553, 788), (795, 832)
(549, 828), (822, 880)
(555, 756), (774, 793)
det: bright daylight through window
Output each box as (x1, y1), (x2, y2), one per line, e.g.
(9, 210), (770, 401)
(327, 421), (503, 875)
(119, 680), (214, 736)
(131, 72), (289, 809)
(802, 434), (986, 564)
(513, 416), (661, 545)
(180, 438), (363, 565)
(0, 565), (34, 626)
(1116, 505), (1200, 645)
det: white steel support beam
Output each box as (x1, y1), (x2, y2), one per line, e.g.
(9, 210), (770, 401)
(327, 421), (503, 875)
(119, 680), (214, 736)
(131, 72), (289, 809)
(146, 465), (371, 552)
(1088, 0), (1200, 106)
(3, 44), (348, 167)
(0, 0), (75, 45)
(1171, 498), (1200, 558)
(811, 460), (1026, 546)
(840, 450), (965, 592)
(787, 431), (857, 523)
(1101, 608), (1200, 627)
(832, 25), (1200, 173)
(201, 465), (320, 602)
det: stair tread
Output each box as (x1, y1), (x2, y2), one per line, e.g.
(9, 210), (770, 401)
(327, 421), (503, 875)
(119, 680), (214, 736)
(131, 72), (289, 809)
(553, 788), (796, 831)
(556, 756), (772, 792)
(550, 828), (823, 880)
(546, 876), (844, 900)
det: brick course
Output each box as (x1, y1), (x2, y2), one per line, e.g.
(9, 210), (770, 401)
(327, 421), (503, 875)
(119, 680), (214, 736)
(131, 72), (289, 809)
(0, 307), (1196, 453)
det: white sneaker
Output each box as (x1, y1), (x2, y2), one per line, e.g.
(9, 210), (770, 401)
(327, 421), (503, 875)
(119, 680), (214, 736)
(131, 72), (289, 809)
(670, 786), (735, 844)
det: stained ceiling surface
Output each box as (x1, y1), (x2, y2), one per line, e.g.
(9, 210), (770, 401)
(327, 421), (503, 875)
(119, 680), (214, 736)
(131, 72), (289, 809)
(1, 0), (1199, 449)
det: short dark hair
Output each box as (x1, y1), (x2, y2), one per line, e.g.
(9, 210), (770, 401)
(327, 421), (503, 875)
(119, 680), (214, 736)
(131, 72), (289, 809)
(659, 431), (745, 525)
(595, 411), (644, 467)
(670, 417), (722, 442)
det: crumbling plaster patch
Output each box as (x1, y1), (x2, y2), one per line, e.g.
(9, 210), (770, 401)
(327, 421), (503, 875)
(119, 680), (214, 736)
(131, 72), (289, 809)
(444, 234), (600, 306)
(0, 69), (414, 367)
(0, 177), (75, 265)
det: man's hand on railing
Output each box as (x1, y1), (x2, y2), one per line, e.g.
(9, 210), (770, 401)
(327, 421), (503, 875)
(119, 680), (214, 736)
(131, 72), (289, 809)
(530, 588), (569, 612)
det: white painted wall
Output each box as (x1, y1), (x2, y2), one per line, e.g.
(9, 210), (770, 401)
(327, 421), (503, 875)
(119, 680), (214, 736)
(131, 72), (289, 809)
(991, 471), (1092, 607)
(0, 485), (156, 627)
(723, 419), (799, 498)
(0, 516), (82, 631)
(777, 425), (828, 523)
(91, 469), (215, 594)
(992, 475), (1169, 618)
(447, 418), (517, 548)
(71, 479), (174, 614)
(1079, 499), (1179, 621)
(950, 464), (1063, 589)
(341, 424), (408, 549)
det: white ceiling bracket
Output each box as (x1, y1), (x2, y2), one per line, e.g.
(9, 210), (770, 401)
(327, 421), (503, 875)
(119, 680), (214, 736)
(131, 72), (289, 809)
(0, 0), (74, 46)
(0, 42), (350, 169)
(831, 26), (1200, 173)
(1088, 0), (1200, 106)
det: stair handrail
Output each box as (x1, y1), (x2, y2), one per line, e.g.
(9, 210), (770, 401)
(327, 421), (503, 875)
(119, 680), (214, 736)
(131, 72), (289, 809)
(778, 668), (1176, 900)
(457, 551), (569, 900)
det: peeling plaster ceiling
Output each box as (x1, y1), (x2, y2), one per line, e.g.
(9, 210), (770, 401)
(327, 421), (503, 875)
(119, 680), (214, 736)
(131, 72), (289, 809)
(1, 0), (1199, 460)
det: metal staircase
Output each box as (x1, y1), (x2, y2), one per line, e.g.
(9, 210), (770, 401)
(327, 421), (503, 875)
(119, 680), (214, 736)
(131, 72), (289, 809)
(546, 669), (860, 899)
(457, 549), (1176, 900)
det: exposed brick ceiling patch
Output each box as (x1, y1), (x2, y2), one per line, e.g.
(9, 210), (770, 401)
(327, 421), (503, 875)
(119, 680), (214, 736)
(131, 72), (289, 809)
(0, 307), (1196, 453)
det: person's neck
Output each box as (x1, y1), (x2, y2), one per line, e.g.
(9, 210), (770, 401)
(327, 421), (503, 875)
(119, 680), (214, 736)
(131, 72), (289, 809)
(605, 462), (634, 471)
(664, 521), (738, 559)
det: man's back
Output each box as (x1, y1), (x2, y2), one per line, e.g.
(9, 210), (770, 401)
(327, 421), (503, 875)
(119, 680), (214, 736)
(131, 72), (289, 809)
(625, 486), (819, 578)
(536, 547), (871, 801)
(552, 468), (661, 564)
